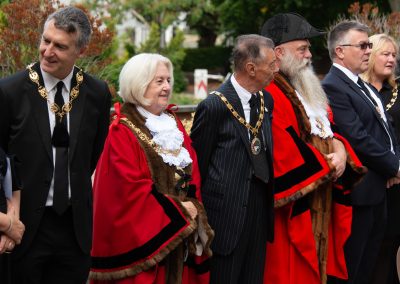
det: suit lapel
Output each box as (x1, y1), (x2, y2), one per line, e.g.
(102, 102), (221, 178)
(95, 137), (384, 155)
(69, 67), (87, 161)
(218, 80), (253, 159)
(332, 66), (388, 130)
(28, 63), (53, 162)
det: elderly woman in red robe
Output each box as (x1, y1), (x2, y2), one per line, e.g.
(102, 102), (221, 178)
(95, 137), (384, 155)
(89, 53), (214, 284)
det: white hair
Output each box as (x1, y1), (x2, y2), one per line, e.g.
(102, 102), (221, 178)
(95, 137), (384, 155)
(119, 53), (174, 106)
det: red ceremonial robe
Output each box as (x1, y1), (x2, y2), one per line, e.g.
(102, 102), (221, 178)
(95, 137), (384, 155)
(263, 73), (366, 284)
(90, 103), (213, 284)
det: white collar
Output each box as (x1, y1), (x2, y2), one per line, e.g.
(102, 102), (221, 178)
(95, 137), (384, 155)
(137, 106), (192, 168)
(41, 67), (74, 93)
(333, 63), (359, 85)
(137, 106), (170, 120)
(231, 74), (252, 104)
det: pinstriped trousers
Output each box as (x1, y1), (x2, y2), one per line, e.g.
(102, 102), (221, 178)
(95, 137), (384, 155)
(210, 177), (270, 284)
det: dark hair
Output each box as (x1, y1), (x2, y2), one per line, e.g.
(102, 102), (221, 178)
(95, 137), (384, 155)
(45, 6), (92, 48)
(232, 34), (275, 72)
(327, 20), (369, 60)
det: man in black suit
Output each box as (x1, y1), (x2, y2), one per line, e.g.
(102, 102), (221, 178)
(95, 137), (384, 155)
(191, 34), (277, 284)
(0, 6), (111, 283)
(322, 21), (400, 284)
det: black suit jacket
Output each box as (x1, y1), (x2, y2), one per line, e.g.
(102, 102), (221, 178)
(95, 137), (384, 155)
(322, 65), (399, 205)
(190, 78), (274, 255)
(0, 63), (111, 257)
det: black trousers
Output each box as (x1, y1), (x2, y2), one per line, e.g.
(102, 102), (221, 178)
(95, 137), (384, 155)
(369, 235), (400, 284)
(210, 178), (269, 284)
(11, 207), (90, 284)
(330, 200), (387, 284)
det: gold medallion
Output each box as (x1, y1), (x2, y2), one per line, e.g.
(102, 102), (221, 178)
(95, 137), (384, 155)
(27, 63), (83, 122)
(251, 137), (261, 155)
(315, 118), (326, 138)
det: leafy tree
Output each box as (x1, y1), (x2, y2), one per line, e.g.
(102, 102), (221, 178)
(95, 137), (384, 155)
(211, 0), (268, 39)
(210, 0), (392, 40)
(83, 0), (190, 92)
(85, 0), (193, 47)
(0, 0), (56, 76)
(185, 1), (220, 47)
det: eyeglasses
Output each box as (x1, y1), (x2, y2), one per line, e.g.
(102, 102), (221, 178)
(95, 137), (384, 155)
(339, 42), (373, 50)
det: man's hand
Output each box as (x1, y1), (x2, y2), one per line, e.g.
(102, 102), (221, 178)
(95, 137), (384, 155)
(0, 234), (15, 254)
(5, 205), (25, 244)
(387, 177), (400, 188)
(182, 201), (198, 220)
(328, 138), (347, 180)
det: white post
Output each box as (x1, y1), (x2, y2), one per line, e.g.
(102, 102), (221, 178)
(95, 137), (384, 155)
(194, 69), (208, 99)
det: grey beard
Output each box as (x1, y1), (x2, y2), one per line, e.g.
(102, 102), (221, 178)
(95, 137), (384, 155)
(280, 53), (329, 112)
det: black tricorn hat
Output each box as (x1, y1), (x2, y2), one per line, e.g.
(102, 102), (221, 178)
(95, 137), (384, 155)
(260, 13), (325, 46)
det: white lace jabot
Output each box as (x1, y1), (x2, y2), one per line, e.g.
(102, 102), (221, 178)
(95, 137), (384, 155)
(295, 91), (333, 139)
(137, 106), (192, 168)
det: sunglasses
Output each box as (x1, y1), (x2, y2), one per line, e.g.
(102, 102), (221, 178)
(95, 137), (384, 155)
(339, 42), (373, 50)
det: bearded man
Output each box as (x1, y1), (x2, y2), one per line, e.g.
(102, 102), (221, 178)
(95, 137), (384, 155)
(260, 13), (366, 284)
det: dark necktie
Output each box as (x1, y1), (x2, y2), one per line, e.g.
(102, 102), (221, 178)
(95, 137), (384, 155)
(357, 77), (379, 108)
(357, 77), (389, 127)
(249, 94), (269, 183)
(52, 81), (69, 215)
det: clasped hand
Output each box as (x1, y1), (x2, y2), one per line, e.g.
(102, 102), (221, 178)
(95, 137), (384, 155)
(0, 204), (25, 254)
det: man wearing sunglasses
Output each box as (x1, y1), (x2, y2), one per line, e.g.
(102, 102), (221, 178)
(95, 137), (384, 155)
(322, 21), (400, 284)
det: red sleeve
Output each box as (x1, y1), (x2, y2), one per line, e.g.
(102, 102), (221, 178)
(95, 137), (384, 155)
(266, 82), (331, 207)
(90, 121), (196, 280)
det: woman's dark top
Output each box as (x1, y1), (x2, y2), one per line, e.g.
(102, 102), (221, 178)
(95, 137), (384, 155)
(380, 80), (400, 144)
(372, 80), (400, 236)
(0, 148), (7, 214)
(0, 148), (21, 213)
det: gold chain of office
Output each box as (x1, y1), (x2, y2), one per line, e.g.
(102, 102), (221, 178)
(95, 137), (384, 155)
(213, 90), (265, 137)
(114, 115), (183, 157)
(27, 63), (83, 122)
(386, 86), (398, 111)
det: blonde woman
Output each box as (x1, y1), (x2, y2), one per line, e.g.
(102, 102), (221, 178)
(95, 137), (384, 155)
(361, 33), (399, 284)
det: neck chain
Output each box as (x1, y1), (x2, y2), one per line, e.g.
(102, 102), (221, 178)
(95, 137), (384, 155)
(27, 63), (83, 121)
(213, 90), (265, 137)
(386, 86), (398, 111)
(115, 115), (184, 158)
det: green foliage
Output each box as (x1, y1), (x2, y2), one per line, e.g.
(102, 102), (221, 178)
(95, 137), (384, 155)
(182, 46), (232, 73)
(81, 0), (191, 92)
(185, 1), (220, 46)
(169, 93), (202, 105)
(126, 0), (193, 29)
(210, 0), (392, 40)
(212, 0), (269, 39)
(138, 22), (161, 53)
(164, 30), (187, 92)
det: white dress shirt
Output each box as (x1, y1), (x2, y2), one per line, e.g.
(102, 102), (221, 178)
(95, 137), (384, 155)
(231, 74), (252, 124)
(41, 68), (74, 206)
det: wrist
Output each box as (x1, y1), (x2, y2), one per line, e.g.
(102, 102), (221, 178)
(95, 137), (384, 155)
(5, 216), (12, 233)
